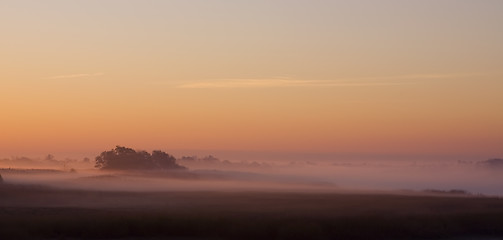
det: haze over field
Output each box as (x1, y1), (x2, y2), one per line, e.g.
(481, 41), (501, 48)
(1, 0), (503, 195)
(2, 151), (503, 195)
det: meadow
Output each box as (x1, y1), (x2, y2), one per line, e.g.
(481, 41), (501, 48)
(1, 183), (503, 240)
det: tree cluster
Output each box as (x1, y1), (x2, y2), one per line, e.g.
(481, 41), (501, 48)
(95, 146), (185, 170)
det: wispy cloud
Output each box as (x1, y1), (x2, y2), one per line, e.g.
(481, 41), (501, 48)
(177, 74), (464, 89)
(45, 73), (104, 80)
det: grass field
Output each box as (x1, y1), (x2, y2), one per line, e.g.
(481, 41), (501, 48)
(1, 183), (503, 239)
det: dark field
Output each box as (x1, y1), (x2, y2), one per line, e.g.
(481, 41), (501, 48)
(1, 184), (503, 240)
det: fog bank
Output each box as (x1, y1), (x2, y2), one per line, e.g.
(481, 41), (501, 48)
(1, 155), (503, 195)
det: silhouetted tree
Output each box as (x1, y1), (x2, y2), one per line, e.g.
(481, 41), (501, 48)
(152, 150), (178, 169)
(45, 154), (55, 161)
(95, 146), (185, 170)
(0, 173), (3, 183)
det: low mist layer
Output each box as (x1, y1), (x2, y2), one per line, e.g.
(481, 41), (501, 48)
(1, 149), (502, 195)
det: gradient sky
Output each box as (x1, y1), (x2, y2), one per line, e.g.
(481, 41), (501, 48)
(1, 0), (502, 159)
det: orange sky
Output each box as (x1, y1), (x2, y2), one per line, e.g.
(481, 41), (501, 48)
(1, 1), (502, 159)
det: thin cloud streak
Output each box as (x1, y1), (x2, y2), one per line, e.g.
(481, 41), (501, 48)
(177, 74), (464, 89)
(46, 73), (104, 80)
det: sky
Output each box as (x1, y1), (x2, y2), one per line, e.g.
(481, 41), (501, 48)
(1, 0), (502, 160)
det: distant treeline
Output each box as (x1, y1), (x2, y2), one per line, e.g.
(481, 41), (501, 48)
(477, 158), (503, 168)
(422, 189), (471, 195)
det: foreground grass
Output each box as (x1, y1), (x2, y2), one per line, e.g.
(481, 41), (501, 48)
(1, 184), (503, 239)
